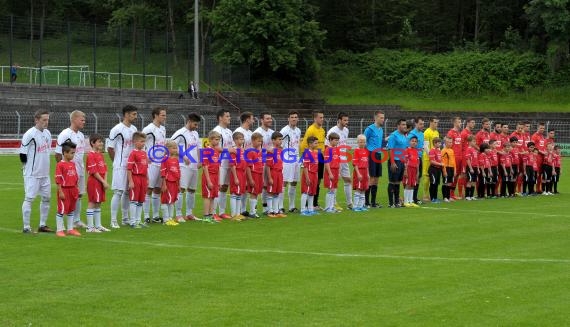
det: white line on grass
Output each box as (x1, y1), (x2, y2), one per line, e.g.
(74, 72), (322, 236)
(2, 226), (567, 265)
(421, 207), (570, 218)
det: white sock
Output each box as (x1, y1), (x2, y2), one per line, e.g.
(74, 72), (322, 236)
(56, 213), (64, 232)
(110, 191), (121, 222)
(94, 208), (102, 227)
(240, 194), (247, 213)
(143, 194), (151, 218)
(22, 199), (32, 229)
(151, 193), (160, 218)
(161, 204), (169, 220)
(40, 198), (50, 226)
(278, 190), (284, 211)
(230, 195), (238, 216)
(67, 214), (74, 231)
(249, 197), (258, 215)
(325, 191), (332, 210)
(353, 191), (359, 208)
(261, 189), (268, 213)
(176, 192), (184, 216)
(73, 198), (82, 223)
(288, 185), (297, 209)
(332, 189), (337, 209)
(186, 191), (195, 215)
(344, 183), (353, 205)
(86, 208), (94, 228)
(273, 194), (280, 213)
(308, 196), (314, 211)
(121, 192), (130, 222)
(301, 193), (308, 211)
(235, 195), (242, 215)
(267, 195), (274, 214)
(129, 202), (138, 225)
(136, 204), (143, 224)
(168, 204), (174, 219)
(218, 191), (227, 214)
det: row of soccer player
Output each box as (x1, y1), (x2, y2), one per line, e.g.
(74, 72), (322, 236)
(19, 107), (562, 234)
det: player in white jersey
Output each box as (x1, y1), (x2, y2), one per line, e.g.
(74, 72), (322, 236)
(280, 111), (302, 212)
(233, 111), (255, 215)
(55, 110), (87, 228)
(213, 109), (235, 219)
(326, 112), (352, 209)
(171, 113), (202, 221)
(142, 107), (167, 223)
(107, 105), (138, 228)
(253, 112), (275, 214)
(20, 110), (53, 233)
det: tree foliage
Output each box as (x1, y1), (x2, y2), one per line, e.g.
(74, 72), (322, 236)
(210, 0), (325, 83)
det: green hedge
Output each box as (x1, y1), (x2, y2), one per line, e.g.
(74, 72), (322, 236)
(329, 49), (552, 94)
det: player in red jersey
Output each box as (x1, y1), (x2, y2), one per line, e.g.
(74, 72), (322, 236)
(266, 132), (286, 218)
(475, 118), (491, 148)
(461, 118), (475, 155)
(463, 135), (479, 200)
(490, 122), (502, 143)
(55, 141), (80, 237)
(478, 143), (492, 199)
(487, 140), (499, 198)
(229, 132), (248, 221)
(202, 131), (222, 222)
(352, 135), (369, 211)
(127, 132), (149, 228)
(553, 145), (562, 194)
(508, 136), (522, 194)
(541, 142), (556, 195)
(403, 136), (420, 207)
(301, 136), (320, 215)
(428, 138), (443, 202)
(523, 142), (537, 195)
(500, 143), (515, 197)
(246, 133), (264, 218)
(160, 141), (182, 226)
(531, 123), (546, 192)
(86, 134), (110, 233)
(447, 117), (464, 199)
(324, 133), (341, 213)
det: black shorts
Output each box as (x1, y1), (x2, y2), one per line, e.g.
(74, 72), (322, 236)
(502, 166), (512, 182)
(511, 165), (519, 178)
(467, 170), (478, 183)
(525, 167), (536, 183)
(443, 167), (455, 184)
(388, 161), (405, 183)
(317, 152), (325, 180)
(428, 166), (441, 185)
(490, 166), (498, 184)
(482, 168), (492, 184)
(368, 151), (382, 177)
(542, 165), (553, 182)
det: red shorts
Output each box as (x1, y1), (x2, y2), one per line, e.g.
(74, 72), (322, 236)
(324, 168), (340, 189)
(455, 157), (464, 174)
(353, 170), (369, 191)
(301, 171), (318, 195)
(161, 180), (179, 204)
(404, 166), (418, 187)
(129, 175), (148, 203)
(230, 173), (247, 196)
(202, 173), (219, 199)
(266, 170), (283, 194)
(87, 176), (106, 203)
(247, 172), (263, 196)
(57, 186), (79, 215)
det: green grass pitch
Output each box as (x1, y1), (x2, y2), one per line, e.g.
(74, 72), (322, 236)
(0, 155), (569, 326)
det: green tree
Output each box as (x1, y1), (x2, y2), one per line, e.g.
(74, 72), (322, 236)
(210, 0), (325, 83)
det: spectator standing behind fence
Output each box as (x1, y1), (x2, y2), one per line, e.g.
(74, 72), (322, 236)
(188, 81), (198, 99)
(10, 63), (19, 83)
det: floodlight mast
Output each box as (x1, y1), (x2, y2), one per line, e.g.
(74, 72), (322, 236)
(194, 0), (200, 93)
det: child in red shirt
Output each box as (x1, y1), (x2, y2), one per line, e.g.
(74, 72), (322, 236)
(265, 132), (286, 218)
(500, 142), (515, 197)
(523, 142), (537, 195)
(464, 136), (479, 200)
(127, 132), (149, 228)
(55, 141), (80, 237)
(86, 134), (110, 233)
(230, 132), (248, 221)
(478, 143), (492, 198)
(352, 135), (369, 211)
(553, 145), (561, 194)
(404, 136), (420, 207)
(542, 142), (556, 195)
(246, 133), (264, 218)
(161, 141), (182, 226)
(202, 131), (222, 223)
(324, 133), (341, 213)
(428, 138), (443, 203)
(487, 140), (499, 198)
(301, 136), (320, 215)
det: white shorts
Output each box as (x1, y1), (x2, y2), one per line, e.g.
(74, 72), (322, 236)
(148, 165), (162, 188)
(111, 167), (128, 191)
(24, 176), (51, 199)
(219, 166), (230, 186)
(180, 166), (198, 190)
(77, 174), (86, 194)
(283, 162), (300, 182)
(340, 163), (351, 179)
